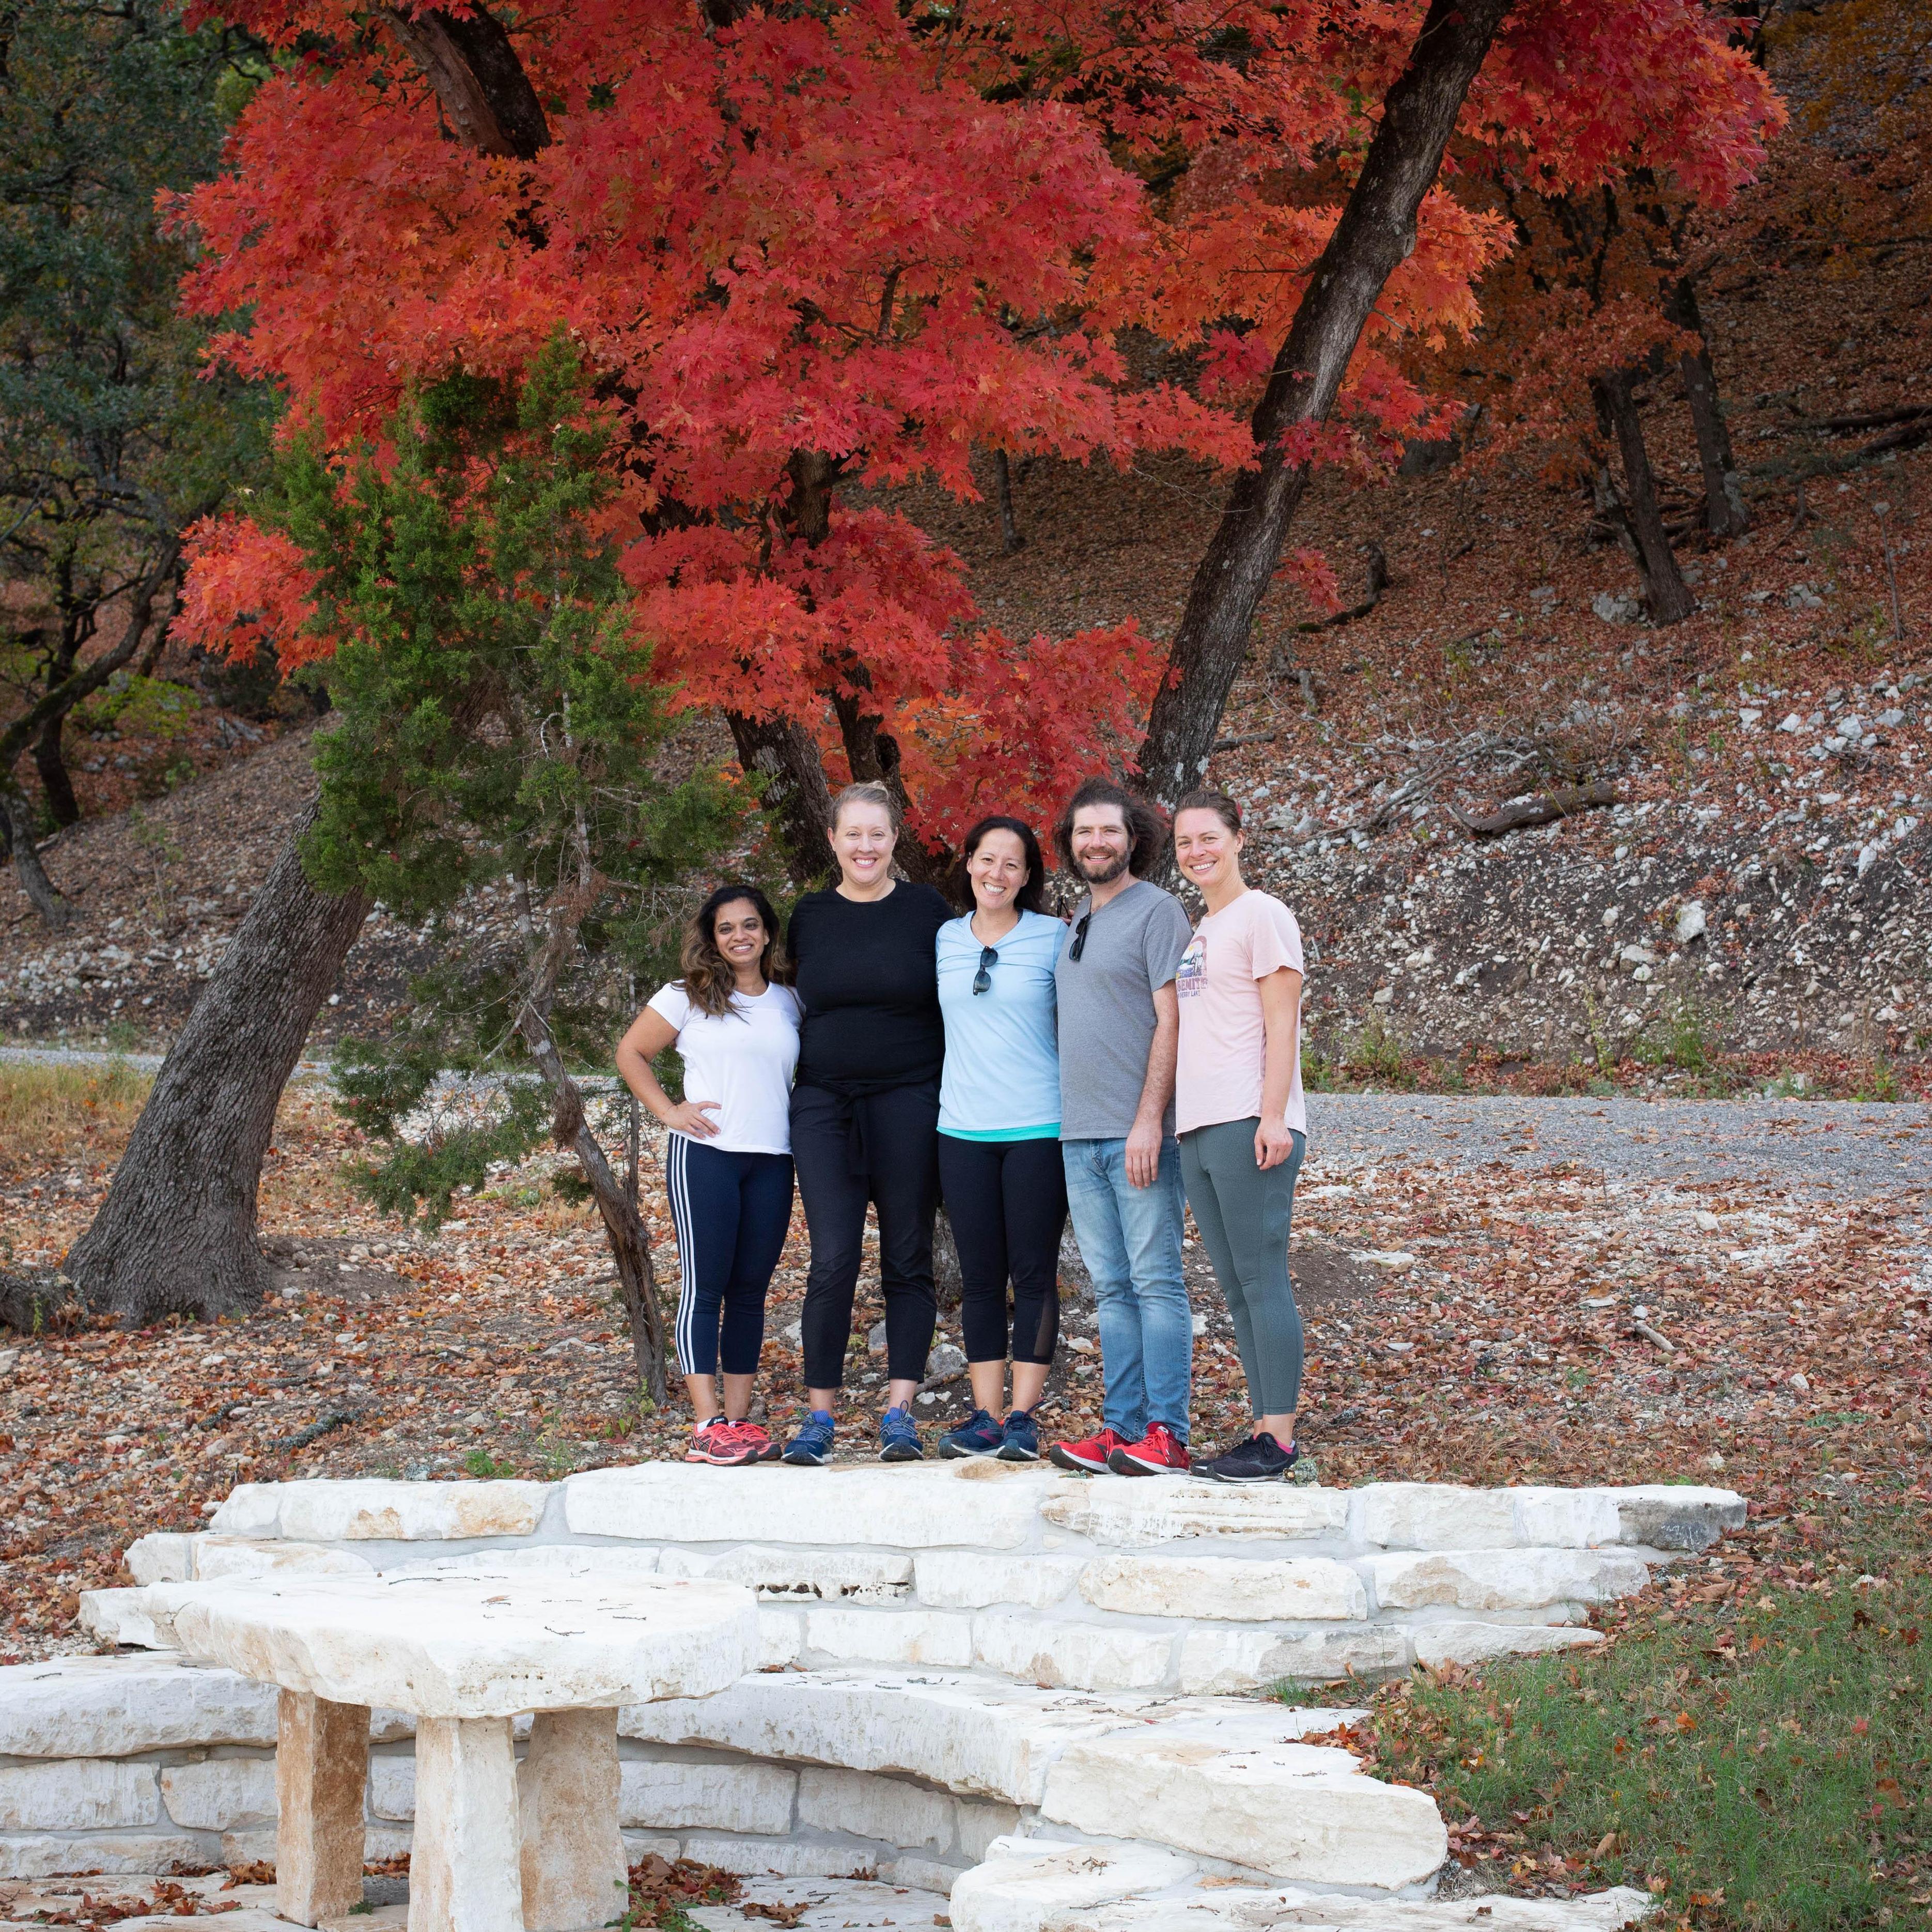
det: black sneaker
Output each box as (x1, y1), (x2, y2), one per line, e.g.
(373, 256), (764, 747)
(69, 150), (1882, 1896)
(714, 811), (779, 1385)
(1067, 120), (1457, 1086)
(1198, 1432), (1297, 1485)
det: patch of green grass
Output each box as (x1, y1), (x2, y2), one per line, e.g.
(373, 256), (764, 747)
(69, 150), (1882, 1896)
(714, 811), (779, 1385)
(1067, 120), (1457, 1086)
(1853, 1055), (1904, 1103)
(462, 1448), (517, 1479)
(1634, 996), (1721, 1076)
(1364, 1515), (1931, 1930)
(1349, 1014), (1413, 1086)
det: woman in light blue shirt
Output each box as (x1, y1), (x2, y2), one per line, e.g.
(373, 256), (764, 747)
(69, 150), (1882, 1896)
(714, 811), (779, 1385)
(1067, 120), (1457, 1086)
(934, 815), (1067, 1461)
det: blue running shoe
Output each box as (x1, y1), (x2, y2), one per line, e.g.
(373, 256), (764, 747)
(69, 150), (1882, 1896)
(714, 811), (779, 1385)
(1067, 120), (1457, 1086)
(939, 1409), (1003, 1459)
(995, 1409), (1041, 1462)
(879, 1404), (924, 1462)
(782, 1409), (836, 1466)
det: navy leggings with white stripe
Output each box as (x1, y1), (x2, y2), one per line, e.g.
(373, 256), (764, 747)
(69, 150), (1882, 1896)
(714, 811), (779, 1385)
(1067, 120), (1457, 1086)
(665, 1133), (795, 1377)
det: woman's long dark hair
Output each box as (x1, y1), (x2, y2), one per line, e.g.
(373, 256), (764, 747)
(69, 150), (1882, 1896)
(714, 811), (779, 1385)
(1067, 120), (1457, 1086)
(679, 883), (789, 1018)
(950, 815), (1047, 914)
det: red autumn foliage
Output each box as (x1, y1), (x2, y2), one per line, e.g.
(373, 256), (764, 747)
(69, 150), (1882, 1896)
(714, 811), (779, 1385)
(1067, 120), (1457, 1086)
(166, 0), (1780, 838)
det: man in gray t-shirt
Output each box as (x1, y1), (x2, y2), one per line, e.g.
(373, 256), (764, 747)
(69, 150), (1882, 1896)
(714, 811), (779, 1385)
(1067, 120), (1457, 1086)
(1049, 780), (1195, 1478)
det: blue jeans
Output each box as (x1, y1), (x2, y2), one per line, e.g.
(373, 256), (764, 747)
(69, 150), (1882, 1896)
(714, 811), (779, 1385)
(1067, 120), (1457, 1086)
(1061, 1138), (1192, 1443)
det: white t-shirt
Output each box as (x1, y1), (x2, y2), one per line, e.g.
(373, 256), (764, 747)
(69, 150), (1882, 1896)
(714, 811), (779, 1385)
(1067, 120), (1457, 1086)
(644, 982), (802, 1156)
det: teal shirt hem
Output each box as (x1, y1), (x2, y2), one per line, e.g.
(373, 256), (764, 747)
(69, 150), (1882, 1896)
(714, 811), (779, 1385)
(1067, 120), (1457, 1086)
(939, 1125), (1061, 1143)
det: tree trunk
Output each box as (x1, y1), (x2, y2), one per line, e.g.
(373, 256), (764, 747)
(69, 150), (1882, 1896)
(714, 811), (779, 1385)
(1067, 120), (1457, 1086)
(1667, 275), (1748, 537)
(1136, 0), (1514, 801)
(992, 450), (1023, 555)
(1593, 370), (1696, 624)
(1, 779), (70, 927)
(33, 713), (80, 829)
(726, 710), (834, 883)
(378, 2), (550, 159)
(66, 800), (371, 1323)
(521, 1025), (669, 1405)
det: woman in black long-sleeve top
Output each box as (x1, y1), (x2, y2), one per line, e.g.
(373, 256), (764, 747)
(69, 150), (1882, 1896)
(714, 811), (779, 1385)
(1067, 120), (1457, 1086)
(781, 781), (952, 1464)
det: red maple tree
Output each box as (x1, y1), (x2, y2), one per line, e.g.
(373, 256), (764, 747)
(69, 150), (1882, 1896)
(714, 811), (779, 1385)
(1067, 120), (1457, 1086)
(169, 0), (1777, 856)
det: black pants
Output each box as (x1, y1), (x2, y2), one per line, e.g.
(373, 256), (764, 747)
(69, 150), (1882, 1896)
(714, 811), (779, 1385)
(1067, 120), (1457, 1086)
(937, 1133), (1066, 1367)
(792, 1080), (939, 1389)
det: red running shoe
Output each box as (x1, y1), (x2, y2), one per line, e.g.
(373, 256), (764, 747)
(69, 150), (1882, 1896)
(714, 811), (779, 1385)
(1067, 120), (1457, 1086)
(734, 1421), (782, 1462)
(1048, 1426), (1129, 1475)
(685, 1420), (758, 1467)
(1106, 1423), (1191, 1477)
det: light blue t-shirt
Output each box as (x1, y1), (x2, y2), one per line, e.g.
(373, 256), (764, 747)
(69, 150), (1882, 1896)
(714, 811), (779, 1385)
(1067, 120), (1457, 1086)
(937, 909), (1063, 1138)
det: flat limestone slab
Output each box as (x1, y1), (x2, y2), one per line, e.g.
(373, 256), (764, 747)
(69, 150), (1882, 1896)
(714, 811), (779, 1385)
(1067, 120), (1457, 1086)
(689, 1876), (953, 1929)
(0, 1656), (277, 1758)
(566, 1462), (1061, 1550)
(1040, 1479), (1349, 1547)
(169, 1573), (758, 1717)
(211, 1480), (549, 1543)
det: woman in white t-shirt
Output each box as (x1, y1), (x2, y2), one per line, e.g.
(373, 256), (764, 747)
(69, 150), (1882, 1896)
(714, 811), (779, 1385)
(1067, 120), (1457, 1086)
(617, 884), (800, 1467)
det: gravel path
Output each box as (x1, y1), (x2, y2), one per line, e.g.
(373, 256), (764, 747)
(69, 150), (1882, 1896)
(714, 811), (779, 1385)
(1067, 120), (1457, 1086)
(9, 1045), (1928, 1197)
(1305, 1093), (1932, 1195)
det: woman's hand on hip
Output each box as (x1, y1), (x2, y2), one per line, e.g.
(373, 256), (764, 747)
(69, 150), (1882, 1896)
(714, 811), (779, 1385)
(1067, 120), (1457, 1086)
(1255, 1115), (1297, 1171)
(665, 1100), (723, 1139)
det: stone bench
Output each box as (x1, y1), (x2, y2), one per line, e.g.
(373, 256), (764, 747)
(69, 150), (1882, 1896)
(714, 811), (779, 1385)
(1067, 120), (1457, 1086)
(170, 1571), (756, 1932)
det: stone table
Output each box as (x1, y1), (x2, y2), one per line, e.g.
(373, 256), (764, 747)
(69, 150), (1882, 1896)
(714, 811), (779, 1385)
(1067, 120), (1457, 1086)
(172, 1570), (759, 1932)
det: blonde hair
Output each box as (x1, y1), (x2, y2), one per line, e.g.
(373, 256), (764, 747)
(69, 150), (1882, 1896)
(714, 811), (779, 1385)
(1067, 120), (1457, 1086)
(830, 780), (901, 832)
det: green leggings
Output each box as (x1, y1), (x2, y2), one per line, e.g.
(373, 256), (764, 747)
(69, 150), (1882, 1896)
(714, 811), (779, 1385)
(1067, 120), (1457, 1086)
(1179, 1117), (1306, 1416)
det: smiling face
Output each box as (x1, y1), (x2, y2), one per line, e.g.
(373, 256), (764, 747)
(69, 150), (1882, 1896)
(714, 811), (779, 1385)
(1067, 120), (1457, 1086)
(829, 799), (897, 889)
(1173, 806), (1242, 894)
(712, 896), (768, 976)
(1069, 805), (1133, 885)
(967, 827), (1030, 915)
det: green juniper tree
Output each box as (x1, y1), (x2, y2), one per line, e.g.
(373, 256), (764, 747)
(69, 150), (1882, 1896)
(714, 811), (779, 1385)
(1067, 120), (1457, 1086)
(0, 0), (272, 921)
(281, 340), (741, 1399)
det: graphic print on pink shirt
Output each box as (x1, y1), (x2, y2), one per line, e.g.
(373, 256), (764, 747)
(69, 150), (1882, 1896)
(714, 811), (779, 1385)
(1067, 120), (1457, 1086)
(1174, 889), (1306, 1139)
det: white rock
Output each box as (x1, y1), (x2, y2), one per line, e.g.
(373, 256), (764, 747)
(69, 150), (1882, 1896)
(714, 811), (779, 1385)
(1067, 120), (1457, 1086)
(1675, 901), (1708, 945)
(0, 1760), (160, 1830)
(410, 1715), (523, 1932)
(1066, 1882), (1658, 1931)
(1041, 1478), (1348, 1547)
(80, 1587), (177, 1651)
(972, 1613), (1175, 1692)
(1414, 1623), (1607, 1668)
(915, 1553), (1085, 1610)
(124, 1532), (196, 1585)
(804, 1606), (975, 1670)
(1365, 1549), (1648, 1613)
(758, 1607), (806, 1669)
(1509, 1489), (1622, 1549)
(1039, 1716), (1445, 1889)
(949, 1840), (1199, 1932)
(1175, 1626), (1408, 1695)
(194, 1538), (376, 1581)
(172, 1572), (759, 1719)
(621, 1759), (796, 1834)
(210, 1478), (549, 1543)
(1079, 1555), (1366, 1623)
(366, 1754), (414, 1820)
(1603, 1485), (1747, 1552)
(797, 1767), (953, 1851)
(567, 1463), (1055, 1551)
(159, 1756), (277, 1830)
(620, 1669), (1138, 1805)
(0, 1657), (277, 1758)
(690, 1874), (954, 1930)
(660, 1548), (913, 1601)
(398, 1546), (663, 1581)
(683, 1832), (894, 1879)
(1357, 1484), (1518, 1550)
(956, 1799), (1023, 1860)
(0, 1831), (204, 1879)
(880, 1855), (967, 1895)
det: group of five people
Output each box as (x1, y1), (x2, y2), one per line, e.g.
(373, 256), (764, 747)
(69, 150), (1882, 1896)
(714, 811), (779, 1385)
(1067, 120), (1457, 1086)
(614, 774), (1308, 1484)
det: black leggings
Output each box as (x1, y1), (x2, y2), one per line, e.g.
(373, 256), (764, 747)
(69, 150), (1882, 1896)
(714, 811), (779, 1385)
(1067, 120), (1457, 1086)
(791, 1080), (939, 1389)
(937, 1133), (1066, 1367)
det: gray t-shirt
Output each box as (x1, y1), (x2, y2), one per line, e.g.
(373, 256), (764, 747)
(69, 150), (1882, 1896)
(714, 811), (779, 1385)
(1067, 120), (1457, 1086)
(1056, 878), (1194, 1140)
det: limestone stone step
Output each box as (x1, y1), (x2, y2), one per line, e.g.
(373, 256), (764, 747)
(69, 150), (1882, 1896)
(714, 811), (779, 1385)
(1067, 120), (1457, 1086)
(617, 1669), (1435, 1889)
(0, 1656), (277, 1759)
(951, 1840), (1654, 1932)
(199, 1468), (1744, 1563)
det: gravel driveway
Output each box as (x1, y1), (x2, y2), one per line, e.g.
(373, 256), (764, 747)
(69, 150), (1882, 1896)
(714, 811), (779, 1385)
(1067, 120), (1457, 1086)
(1305, 1093), (1932, 1196)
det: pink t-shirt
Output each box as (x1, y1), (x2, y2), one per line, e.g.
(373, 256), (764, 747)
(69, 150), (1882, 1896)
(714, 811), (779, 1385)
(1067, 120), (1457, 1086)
(1174, 889), (1306, 1138)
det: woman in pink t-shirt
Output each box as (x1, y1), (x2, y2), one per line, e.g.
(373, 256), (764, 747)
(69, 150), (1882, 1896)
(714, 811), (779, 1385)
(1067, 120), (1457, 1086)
(1170, 789), (1307, 1485)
